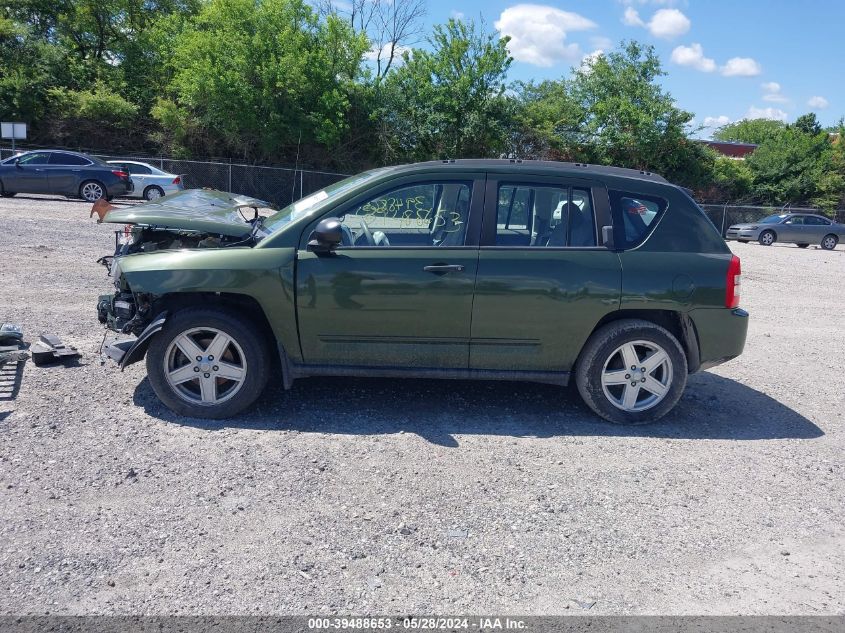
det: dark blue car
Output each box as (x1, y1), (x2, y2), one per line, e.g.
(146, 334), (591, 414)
(0, 149), (134, 201)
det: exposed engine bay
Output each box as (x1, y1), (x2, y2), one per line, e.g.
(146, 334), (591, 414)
(94, 189), (275, 337)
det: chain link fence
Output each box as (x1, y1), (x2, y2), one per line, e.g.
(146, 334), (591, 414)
(3, 145), (845, 226)
(700, 204), (845, 237)
(0, 145), (350, 207)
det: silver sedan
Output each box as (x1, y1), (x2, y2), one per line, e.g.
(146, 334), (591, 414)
(726, 213), (845, 250)
(107, 160), (184, 201)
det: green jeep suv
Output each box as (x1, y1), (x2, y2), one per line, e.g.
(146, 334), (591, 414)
(96, 160), (748, 424)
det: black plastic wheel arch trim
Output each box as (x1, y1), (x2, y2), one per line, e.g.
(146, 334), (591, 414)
(119, 311), (169, 370)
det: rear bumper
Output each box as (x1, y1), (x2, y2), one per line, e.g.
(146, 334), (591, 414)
(109, 180), (134, 196)
(123, 182), (182, 199)
(688, 307), (749, 370)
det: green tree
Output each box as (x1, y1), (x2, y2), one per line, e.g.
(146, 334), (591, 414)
(714, 118), (786, 145)
(705, 155), (754, 202)
(0, 14), (62, 126)
(377, 19), (513, 162)
(157, 0), (368, 161)
(511, 79), (583, 160)
(514, 42), (714, 187)
(744, 121), (832, 205)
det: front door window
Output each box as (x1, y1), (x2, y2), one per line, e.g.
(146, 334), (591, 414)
(339, 182), (472, 247)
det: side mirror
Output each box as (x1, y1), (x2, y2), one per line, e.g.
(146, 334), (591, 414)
(307, 217), (343, 253)
(601, 225), (615, 250)
(14, 158), (21, 168)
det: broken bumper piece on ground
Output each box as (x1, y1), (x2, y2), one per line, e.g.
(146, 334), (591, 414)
(31, 334), (81, 366)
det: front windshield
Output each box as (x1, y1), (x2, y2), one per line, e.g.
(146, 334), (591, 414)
(759, 214), (787, 224)
(263, 169), (386, 232)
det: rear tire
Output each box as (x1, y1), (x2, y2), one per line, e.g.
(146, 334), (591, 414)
(575, 319), (688, 424)
(758, 230), (776, 246)
(144, 185), (165, 201)
(146, 308), (271, 419)
(821, 234), (838, 251)
(79, 180), (106, 202)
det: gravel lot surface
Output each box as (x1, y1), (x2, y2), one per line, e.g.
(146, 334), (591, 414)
(0, 194), (843, 615)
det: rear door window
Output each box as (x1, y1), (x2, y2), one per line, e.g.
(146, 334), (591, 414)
(49, 152), (91, 166)
(494, 184), (597, 247)
(609, 190), (667, 248)
(804, 216), (830, 226)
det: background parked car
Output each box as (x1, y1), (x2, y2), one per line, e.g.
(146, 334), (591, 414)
(726, 213), (845, 250)
(106, 160), (184, 200)
(0, 150), (133, 202)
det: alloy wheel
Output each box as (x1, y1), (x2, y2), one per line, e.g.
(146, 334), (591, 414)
(823, 236), (837, 250)
(81, 182), (104, 201)
(600, 340), (673, 412)
(164, 327), (247, 406)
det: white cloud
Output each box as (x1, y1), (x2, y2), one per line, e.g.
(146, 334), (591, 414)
(703, 115), (732, 128)
(761, 81), (789, 103)
(721, 57), (762, 77)
(590, 35), (614, 50)
(450, 10), (465, 20)
(364, 43), (411, 65)
(746, 106), (788, 121)
(807, 95), (829, 109)
(648, 8), (690, 38)
(581, 49), (605, 68)
(495, 4), (596, 67)
(623, 7), (645, 26)
(670, 43), (716, 72)
(623, 7), (690, 39)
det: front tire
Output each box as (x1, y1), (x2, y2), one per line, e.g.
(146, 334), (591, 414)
(146, 308), (271, 419)
(821, 234), (839, 251)
(758, 230), (776, 246)
(79, 180), (106, 202)
(575, 319), (688, 424)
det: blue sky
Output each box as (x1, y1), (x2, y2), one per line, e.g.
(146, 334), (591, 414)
(405, 0), (843, 137)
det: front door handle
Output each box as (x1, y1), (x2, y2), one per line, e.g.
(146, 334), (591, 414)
(423, 264), (465, 275)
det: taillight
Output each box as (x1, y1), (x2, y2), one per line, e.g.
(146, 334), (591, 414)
(112, 169), (128, 179)
(725, 255), (741, 308)
(172, 176), (181, 184)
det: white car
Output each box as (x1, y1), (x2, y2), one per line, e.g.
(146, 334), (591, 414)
(107, 160), (184, 201)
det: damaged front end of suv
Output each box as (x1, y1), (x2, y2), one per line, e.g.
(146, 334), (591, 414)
(94, 189), (276, 367)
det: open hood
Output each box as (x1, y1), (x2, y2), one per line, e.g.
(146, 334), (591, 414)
(101, 189), (273, 238)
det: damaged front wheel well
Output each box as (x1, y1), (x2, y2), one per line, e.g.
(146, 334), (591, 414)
(156, 292), (276, 347)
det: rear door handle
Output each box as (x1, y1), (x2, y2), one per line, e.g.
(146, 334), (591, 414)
(423, 264), (465, 274)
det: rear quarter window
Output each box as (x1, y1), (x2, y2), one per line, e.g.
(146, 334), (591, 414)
(609, 190), (667, 248)
(610, 187), (727, 253)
